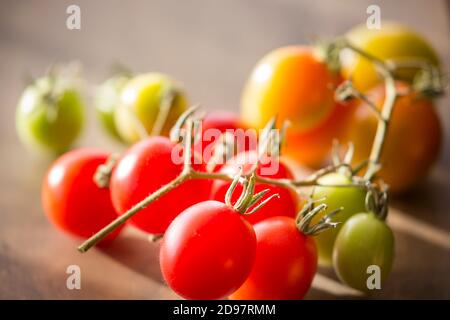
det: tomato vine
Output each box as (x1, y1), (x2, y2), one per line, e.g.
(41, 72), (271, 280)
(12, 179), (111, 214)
(78, 40), (444, 253)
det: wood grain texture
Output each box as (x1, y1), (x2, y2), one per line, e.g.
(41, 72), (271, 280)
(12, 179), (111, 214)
(0, 0), (449, 299)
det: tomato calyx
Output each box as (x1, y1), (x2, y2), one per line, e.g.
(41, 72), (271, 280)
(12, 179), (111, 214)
(364, 182), (389, 221)
(314, 39), (345, 74)
(412, 64), (446, 98)
(29, 63), (83, 123)
(296, 197), (342, 236)
(93, 153), (120, 188)
(225, 169), (280, 215)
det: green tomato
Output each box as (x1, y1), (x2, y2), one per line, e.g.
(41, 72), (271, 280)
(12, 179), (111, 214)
(342, 22), (440, 91)
(16, 76), (85, 154)
(333, 212), (395, 292)
(311, 173), (367, 266)
(94, 75), (130, 141)
(114, 73), (188, 144)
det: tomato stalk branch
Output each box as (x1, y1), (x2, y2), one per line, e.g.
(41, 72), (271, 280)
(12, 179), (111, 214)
(340, 42), (397, 181)
(80, 158), (363, 252)
(78, 172), (190, 252)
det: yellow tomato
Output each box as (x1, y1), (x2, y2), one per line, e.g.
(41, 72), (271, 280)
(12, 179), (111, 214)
(114, 73), (188, 144)
(342, 22), (440, 91)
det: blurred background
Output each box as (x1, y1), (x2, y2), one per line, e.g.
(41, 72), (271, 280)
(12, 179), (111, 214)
(0, 0), (449, 299)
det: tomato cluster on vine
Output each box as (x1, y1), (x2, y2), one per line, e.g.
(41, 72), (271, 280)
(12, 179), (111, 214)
(33, 21), (446, 300)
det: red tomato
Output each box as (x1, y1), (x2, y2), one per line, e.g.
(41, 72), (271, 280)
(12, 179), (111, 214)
(109, 136), (211, 234)
(195, 111), (256, 170)
(201, 111), (247, 133)
(230, 216), (317, 300)
(41, 148), (122, 241)
(210, 151), (298, 225)
(160, 200), (256, 300)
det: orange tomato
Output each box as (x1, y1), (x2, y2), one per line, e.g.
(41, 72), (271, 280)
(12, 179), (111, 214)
(241, 46), (342, 132)
(241, 46), (345, 167)
(284, 101), (356, 168)
(346, 83), (442, 193)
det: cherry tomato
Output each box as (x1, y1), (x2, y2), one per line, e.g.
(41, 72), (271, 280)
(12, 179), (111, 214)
(230, 216), (317, 300)
(41, 148), (122, 241)
(241, 46), (341, 132)
(109, 136), (211, 234)
(95, 75), (130, 141)
(197, 111), (256, 170)
(160, 200), (256, 300)
(201, 111), (248, 134)
(333, 212), (395, 292)
(114, 73), (188, 143)
(342, 22), (440, 91)
(210, 151), (299, 225)
(241, 46), (346, 167)
(345, 83), (442, 193)
(16, 76), (85, 154)
(311, 173), (367, 266)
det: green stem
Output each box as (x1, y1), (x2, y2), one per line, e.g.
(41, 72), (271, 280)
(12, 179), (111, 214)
(77, 173), (190, 252)
(343, 42), (398, 181)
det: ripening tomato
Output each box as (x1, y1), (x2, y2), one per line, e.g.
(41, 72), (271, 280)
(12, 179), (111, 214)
(342, 22), (440, 91)
(109, 136), (211, 234)
(114, 73), (188, 143)
(95, 74), (130, 141)
(160, 200), (256, 300)
(41, 149), (122, 241)
(240, 46), (346, 167)
(311, 173), (367, 266)
(333, 212), (395, 292)
(241, 46), (341, 132)
(345, 83), (442, 193)
(16, 76), (85, 154)
(230, 216), (317, 300)
(210, 151), (299, 225)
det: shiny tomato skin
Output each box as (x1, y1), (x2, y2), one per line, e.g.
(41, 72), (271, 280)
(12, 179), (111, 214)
(160, 200), (256, 300)
(346, 83), (442, 193)
(210, 151), (298, 225)
(230, 216), (317, 300)
(41, 148), (122, 241)
(241, 46), (341, 133)
(333, 212), (395, 292)
(311, 173), (367, 266)
(241, 46), (351, 167)
(109, 136), (211, 234)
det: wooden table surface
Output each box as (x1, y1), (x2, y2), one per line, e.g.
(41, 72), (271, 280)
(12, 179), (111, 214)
(1, 0), (449, 299)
